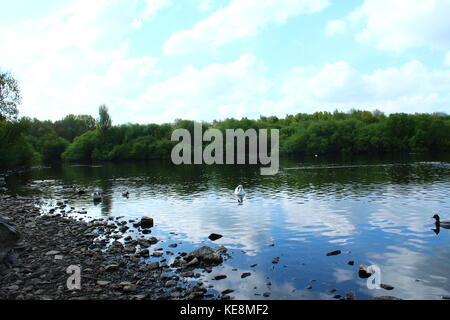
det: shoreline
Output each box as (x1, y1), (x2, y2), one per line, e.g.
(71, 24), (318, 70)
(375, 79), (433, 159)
(0, 194), (225, 300)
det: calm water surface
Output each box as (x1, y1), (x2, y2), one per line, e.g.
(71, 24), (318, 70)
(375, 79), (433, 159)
(5, 154), (450, 300)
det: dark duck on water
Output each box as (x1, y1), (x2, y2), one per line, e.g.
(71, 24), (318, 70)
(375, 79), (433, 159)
(432, 214), (450, 234)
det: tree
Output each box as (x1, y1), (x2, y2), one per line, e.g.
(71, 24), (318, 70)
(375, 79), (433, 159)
(97, 104), (112, 133)
(0, 70), (21, 120)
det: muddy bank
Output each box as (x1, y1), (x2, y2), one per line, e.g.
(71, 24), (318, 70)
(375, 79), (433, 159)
(0, 194), (227, 300)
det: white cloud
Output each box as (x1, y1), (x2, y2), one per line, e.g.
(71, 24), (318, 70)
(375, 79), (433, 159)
(275, 60), (450, 115)
(163, 0), (330, 56)
(199, 0), (214, 11)
(133, 0), (172, 29)
(325, 19), (346, 36)
(120, 53), (270, 123)
(347, 0), (450, 51)
(0, 0), (167, 121)
(445, 52), (450, 67)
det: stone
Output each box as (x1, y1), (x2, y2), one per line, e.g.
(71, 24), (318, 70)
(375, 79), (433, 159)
(241, 272), (251, 279)
(380, 284), (394, 290)
(147, 262), (160, 270)
(185, 246), (227, 266)
(138, 239), (151, 248)
(104, 264), (119, 271)
(358, 265), (372, 278)
(208, 233), (223, 241)
(45, 250), (61, 256)
(326, 250), (341, 256)
(186, 257), (199, 267)
(140, 217), (154, 229)
(345, 292), (355, 300)
(222, 289), (234, 295)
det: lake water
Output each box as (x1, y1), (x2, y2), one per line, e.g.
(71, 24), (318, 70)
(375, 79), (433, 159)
(5, 154), (450, 300)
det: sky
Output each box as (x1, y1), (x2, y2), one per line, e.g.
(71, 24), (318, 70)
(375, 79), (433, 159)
(0, 0), (449, 124)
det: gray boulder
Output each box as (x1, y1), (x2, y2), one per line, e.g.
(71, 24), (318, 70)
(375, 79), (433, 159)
(185, 246), (227, 266)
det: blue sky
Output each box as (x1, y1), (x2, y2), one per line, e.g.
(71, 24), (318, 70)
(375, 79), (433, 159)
(1, 0), (449, 124)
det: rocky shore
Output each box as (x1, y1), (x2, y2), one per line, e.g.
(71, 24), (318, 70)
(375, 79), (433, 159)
(0, 194), (227, 300)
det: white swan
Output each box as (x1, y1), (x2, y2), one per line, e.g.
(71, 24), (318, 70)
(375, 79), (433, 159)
(234, 185), (245, 204)
(234, 185), (245, 197)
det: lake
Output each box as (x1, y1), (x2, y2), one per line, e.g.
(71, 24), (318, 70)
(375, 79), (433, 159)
(5, 154), (450, 300)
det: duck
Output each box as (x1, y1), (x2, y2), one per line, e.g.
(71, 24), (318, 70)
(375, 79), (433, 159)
(432, 214), (450, 229)
(122, 191), (129, 198)
(93, 192), (102, 202)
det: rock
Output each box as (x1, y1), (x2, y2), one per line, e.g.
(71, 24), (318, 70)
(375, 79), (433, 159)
(345, 292), (355, 300)
(138, 239), (150, 248)
(104, 264), (119, 271)
(96, 281), (110, 286)
(306, 285), (313, 290)
(148, 262), (160, 270)
(380, 284), (394, 290)
(164, 280), (178, 288)
(347, 260), (355, 266)
(272, 257), (280, 264)
(124, 246), (136, 253)
(140, 217), (154, 229)
(151, 252), (163, 258)
(326, 250), (341, 256)
(222, 289), (234, 295)
(213, 275), (227, 280)
(185, 246), (227, 266)
(8, 285), (19, 291)
(45, 250), (61, 256)
(358, 264), (372, 278)
(208, 233), (223, 241)
(168, 243), (178, 248)
(188, 291), (205, 299)
(333, 294), (342, 299)
(186, 257), (199, 267)
(241, 272), (251, 279)
(263, 292), (271, 297)
(122, 284), (136, 292)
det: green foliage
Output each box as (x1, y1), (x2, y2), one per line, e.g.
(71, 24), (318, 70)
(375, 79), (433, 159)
(1, 107), (450, 169)
(0, 119), (35, 168)
(54, 114), (96, 142)
(62, 131), (99, 162)
(97, 104), (112, 133)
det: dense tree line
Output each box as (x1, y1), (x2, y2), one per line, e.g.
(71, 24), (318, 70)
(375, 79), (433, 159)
(1, 71), (449, 169)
